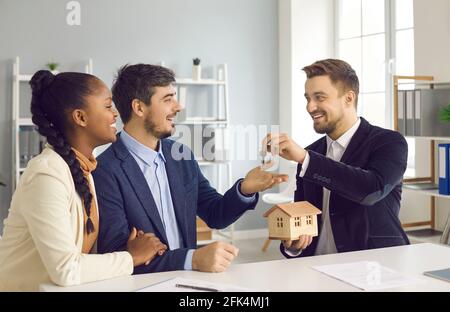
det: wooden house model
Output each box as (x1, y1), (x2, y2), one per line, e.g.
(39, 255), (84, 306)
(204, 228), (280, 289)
(263, 201), (321, 240)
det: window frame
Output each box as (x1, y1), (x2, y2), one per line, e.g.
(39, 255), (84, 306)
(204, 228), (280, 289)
(334, 0), (414, 130)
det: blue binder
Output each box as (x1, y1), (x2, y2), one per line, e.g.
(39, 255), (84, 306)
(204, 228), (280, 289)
(438, 144), (450, 195)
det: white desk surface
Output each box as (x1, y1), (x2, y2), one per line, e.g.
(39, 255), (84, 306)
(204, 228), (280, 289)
(40, 243), (450, 292)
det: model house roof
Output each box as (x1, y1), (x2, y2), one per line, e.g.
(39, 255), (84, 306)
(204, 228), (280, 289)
(263, 201), (322, 218)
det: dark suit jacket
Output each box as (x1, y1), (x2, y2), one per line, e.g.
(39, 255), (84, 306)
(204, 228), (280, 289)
(281, 118), (410, 258)
(93, 134), (258, 273)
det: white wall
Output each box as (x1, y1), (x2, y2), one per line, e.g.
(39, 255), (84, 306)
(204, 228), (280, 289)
(414, 0), (450, 82)
(0, 0), (279, 232)
(278, 0), (334, 177)
(400, 0), (450, 231)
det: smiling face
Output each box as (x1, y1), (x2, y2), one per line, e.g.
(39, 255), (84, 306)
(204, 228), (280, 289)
(142, 84), (181, 139)
(82, 80), (119, 146)
(305, 75), (354, 137)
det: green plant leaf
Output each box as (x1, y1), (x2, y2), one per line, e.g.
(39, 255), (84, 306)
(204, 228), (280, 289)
(439, 103), (450, 123)
(46, 62), (59, 71)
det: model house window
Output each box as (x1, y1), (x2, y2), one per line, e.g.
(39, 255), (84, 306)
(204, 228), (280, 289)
(306, 216), (312, 225)
(294, 217), (301, 227)
(277, 217), (283, 228)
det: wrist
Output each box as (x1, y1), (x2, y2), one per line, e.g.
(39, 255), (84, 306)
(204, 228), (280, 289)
(240, 180), (253, 196)
(129, 252), (138, 267)
(296, 149), (307, 164)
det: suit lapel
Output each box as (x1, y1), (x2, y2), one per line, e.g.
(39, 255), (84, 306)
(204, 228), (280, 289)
(162, 140), (189, 246)
(340, 117), (370, 164)
(114, 137), (168, 243)
(315, 137), (327, 156)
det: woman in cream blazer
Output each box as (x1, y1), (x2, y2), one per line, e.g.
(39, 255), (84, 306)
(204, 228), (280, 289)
(0, 70), (166, 291)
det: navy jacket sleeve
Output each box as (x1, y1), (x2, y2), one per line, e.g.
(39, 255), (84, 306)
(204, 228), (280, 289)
(302, 131), (407, 206)
(195, 158), (258, 229)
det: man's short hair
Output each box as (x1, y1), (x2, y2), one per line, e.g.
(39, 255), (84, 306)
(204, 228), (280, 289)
(112, 64), (175, 123)
(302, 59), (359, 107)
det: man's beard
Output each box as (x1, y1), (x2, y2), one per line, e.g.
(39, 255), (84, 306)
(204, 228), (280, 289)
(313, 120), (337, 135)
(312, 113), (341, 135)
(144, 116), (173, 139)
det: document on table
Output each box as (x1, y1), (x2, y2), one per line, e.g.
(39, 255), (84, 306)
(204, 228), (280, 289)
(136, 277), (262, 292)
(312, 261), (422, 291)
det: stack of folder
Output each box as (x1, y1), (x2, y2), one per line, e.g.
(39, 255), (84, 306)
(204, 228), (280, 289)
(397, 88), (450, 137)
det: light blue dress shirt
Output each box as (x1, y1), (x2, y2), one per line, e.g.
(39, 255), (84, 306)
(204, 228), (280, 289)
(120, 130), (256, 270)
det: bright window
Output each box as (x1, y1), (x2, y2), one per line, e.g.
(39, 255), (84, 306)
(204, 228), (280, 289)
(394, 0), (415, 175)
(337, 0), (415, 174)
(336, 0), (415, 129)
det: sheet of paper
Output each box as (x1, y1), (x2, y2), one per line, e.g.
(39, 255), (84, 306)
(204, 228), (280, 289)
(312, 261), (423, 291)
(136, 277), (262, 292)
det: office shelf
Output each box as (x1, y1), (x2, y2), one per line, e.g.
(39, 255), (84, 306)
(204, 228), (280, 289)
(18, 118), (34, 127)
(398, 80), (450, 87)
(403, 187), (450, 199)
(197, 160), (232, 167)
(406, 228), (444, 245)
(405, 136), (450, 141)
(175, 119), (228, 126)
(173, 64), (234, 244)
(14, 74), (33, 82)
(394, 75), (450, 245)
(12, 57), (93, 189)
(174, 78), (226, 85)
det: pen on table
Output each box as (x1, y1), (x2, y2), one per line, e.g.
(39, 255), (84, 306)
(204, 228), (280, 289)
(175, 283), (219, 292)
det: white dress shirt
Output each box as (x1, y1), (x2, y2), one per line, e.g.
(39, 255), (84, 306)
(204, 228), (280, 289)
(285, 118), (361, 257)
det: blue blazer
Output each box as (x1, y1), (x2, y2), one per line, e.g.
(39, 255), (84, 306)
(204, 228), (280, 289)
(93, 135), (258, 273)
(281, 118), (410, 258)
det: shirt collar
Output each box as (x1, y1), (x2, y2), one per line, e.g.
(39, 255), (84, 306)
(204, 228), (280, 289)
(326, 117), (361, 149)
(120, 130), (166, 166)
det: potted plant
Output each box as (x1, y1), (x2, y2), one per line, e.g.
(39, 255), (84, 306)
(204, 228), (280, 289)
(192, 58), (201, 80)
(439, 102), (450, 123)
(46, 62), (59, 75)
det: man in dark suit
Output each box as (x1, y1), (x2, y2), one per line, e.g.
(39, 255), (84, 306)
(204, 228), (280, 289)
(263, 59), (409, 258)
(93, 64), (287, 274)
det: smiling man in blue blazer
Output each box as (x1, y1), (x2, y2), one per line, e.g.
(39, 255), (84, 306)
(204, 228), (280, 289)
(93, 64), (287, 274)
(264, 59), (409, 258)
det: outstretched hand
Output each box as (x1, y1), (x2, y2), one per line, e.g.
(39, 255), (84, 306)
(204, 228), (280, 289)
(240, 166), (289, 195)
(262, 133), (307, 163)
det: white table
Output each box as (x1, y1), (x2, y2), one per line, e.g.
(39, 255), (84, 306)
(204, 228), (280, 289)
(39, 243), (450, 292)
